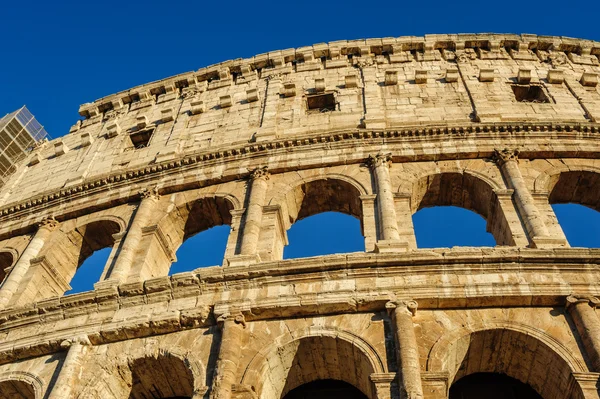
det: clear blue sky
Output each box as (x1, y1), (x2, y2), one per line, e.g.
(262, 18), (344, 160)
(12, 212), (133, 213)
(2, 0), (598, 294)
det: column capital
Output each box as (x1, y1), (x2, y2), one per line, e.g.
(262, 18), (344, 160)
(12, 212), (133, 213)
(366, 153), (392, 169)
(493, 148), (519, 165)
(138, 186), (160, 200)
(248, 166), (270, 181)
(38, 217), (59, 232)
(566, 295), (600, 309)
(217, 312), (247, 329)
(386, 299), (418, 316)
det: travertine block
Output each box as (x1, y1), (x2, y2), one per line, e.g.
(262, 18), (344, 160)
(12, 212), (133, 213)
(160, 108), (175, 122)
(445, 68), (459, 83)
(190, 100), (205, 115)
(281, 82), (296, 97)
(315, 78), (326, 93)
(81, 132), (94, 147)
(415, 70), (427, 84)
(54, 140), (69, 156)
(220, 95), (232, 108)
(580, 72), (598, 87)
(246, 89), (259, 103)
(385, 70), (398, 86)
(547, 69), (564, 84)
(518, 69), (532, 84)
(136, 115), (149, 129)
(479, 68), (495, 82)
(345, 75), (358, 88)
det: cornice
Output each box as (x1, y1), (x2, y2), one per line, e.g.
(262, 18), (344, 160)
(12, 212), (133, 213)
(2, 121), (600, 225)
(0, 248), (598, 366)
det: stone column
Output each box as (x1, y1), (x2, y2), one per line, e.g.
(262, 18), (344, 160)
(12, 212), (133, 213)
(210, 313), (246, 399)
(103, 187), (159, 284)
(47, 337), (90, 399)
(566, 295), (600, 372)
(387, 300), (424, 399)
(493, 149), (562, 248)
(229, 167), (269, 265)
(0, 217), (58, 309)
(367, 154), (408, 253)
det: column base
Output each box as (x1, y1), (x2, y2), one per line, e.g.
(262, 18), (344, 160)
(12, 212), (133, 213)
(531, 235), (569, 248)
(374, 240), (410, 253)
(226, 254), (261, 267)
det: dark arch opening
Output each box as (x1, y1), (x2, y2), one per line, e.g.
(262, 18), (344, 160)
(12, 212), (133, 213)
(282, 379), (368, 399)
(128, 354), (194, 399)
(411, 172), (513, 246)
(450, 372), (544, 399)
(413, 206), (496, 248)
(284, 212), (363, 259)
(0, 379), (35, 399)
(0, 251), (14, 284)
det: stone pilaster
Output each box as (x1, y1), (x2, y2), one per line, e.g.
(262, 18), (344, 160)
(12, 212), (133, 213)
(493, 149), (565, 248)
(367, 154), (409, 253)
(102, 187), (159, 284)
(370, 373), (395, 399)
(47, 336), (90, 399)
(228, 167), (269, 265)
(0, 217), (59, 309)
(210, 313), (246, 399)
(387, 300), (424, 399)
(567, 296), (600, 372)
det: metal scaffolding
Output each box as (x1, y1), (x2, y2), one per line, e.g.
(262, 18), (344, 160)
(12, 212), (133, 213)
(0, 106), (48, 186)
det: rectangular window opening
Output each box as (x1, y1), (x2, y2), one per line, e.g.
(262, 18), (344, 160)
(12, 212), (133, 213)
(511, 84), (550, 103)
(129, 128), (154, 149)
(306, 93), (336, 113)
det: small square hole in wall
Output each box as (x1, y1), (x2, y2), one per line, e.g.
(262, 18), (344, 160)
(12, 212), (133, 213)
(129, 128), (154, 149)
(511, 84), (550, 103)
(306, 93), (336, 113)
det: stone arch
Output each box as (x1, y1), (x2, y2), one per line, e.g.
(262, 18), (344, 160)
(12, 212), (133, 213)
(155, 192), (239, 270)
(535, 167), (600, 212)
(0, 370), (44, 399)
(0, 247), (17, 285)
(427, 322), (587, 399)
(240, 326), (385, 399)
(408, 169), (514, 245)
(77, 343), (207, 399)
(272, 173), (367, 228)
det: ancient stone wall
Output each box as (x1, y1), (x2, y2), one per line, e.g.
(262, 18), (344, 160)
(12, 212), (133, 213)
(0, 33), (599, 398)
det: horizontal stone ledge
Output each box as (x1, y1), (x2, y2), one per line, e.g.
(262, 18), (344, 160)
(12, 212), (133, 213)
(0, 288), (596, 367)
(1, 122), (600, 228)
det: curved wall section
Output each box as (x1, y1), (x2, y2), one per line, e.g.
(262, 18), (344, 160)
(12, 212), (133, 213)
(0, 34), (599, 399)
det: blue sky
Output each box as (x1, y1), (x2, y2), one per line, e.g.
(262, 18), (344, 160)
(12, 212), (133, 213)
(2, 0), (598, 294)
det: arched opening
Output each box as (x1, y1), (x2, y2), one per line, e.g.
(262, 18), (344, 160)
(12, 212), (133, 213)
(411, 172), (512, 246)
(165, 196), (233, 272)
(450, 372), (543, 399)
(170, 225), (231, 274)
(437, 328), (582, 399)
(282, 179), (364, 258)
(552, 204), (600, 248)
(128, 354), (194, 399)
(413, 206), (496, 248)
(283, 379), (368, 399)
(0, 251), (14, 285)
(66, 247), (112, 294)
(246, 334), (378, 399)
(548, 171), (600, 248)
(21, 219), (121, 302)
(0, 379), (35, 398)
(283, 212), (363, 258)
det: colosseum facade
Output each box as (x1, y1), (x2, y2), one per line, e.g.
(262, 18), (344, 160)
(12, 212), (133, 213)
(0, 33), (599, 399)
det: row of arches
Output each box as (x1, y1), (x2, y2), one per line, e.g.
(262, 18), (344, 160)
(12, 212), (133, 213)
(0, 167), (598, 301)
(0, 323), (591, 399)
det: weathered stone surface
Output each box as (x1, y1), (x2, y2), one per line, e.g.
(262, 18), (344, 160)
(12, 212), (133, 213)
(0, 33), (599, 398)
